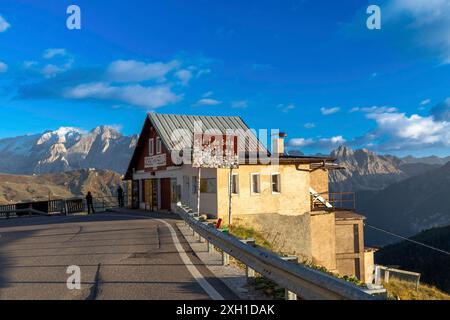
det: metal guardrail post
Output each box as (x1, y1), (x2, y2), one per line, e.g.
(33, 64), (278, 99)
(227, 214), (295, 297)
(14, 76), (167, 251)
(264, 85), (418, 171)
(282, 255), (299, 300)
(240, 238), (257, 284)
(206, 240), (214, 252)
(222, 251), (230, 266)
(246, 266), (256, 284)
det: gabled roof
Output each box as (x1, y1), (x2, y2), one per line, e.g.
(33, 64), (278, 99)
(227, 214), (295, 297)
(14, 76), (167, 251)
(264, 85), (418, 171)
(148, 113), (267, 153)
(124, 112), (336, 179)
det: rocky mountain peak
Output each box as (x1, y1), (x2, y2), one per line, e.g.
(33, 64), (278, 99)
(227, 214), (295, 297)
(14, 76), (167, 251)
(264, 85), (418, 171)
(37, 127), (83, 146)
(331, 145), (354, 158)
(91, 126), (121, 138)
(0, 126), (137, 175)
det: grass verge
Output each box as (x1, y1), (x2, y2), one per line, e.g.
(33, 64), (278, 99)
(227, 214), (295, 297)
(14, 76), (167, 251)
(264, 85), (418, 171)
(384, 279), (450, 300)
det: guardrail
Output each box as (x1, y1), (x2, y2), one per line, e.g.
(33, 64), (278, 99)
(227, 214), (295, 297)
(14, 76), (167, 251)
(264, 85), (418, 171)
(176, 204), (382, 300)
(374, 265), (421, 290)
(0, 194), (129, 219)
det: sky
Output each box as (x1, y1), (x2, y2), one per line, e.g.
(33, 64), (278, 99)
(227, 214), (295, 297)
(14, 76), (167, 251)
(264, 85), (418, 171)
(0, 0), (449, 157)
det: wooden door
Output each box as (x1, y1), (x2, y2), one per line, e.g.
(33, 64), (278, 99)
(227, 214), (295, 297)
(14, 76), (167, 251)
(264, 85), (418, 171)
(160, 178), (171, 210)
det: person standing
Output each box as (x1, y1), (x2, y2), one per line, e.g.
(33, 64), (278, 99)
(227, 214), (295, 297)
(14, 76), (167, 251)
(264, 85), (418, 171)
(117, 185), (124, 208)
(86, 191), (95, 214)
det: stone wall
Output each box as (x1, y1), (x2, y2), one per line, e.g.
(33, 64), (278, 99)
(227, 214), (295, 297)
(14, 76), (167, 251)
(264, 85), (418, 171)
(233, 213), (312, 262)
(233, 211), (338, 271)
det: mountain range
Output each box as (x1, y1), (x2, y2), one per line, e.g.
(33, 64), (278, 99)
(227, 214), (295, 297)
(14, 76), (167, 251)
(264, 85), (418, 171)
(357, 161), (450, 246)
(329, 146), (441, 192)
(0, 126), (137, 175)
(0, 169), (123, 205)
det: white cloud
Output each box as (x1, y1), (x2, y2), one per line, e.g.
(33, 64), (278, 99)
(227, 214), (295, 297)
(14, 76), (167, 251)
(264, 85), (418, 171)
(23, 61), (38, 69)
(304, 122), (315, 129)
(196, 68), (211, 78)
(64, 82), (181, 109)
(350, 106), (398, 114)
(319, 136), (346, 147)
(366, 111), (450, 150)
(320, 107), (340, 115)
(420, 99), (431, 106)
(0, 15), (10, 32)
(202, 91), (214, 98)
(287, 135), (346, 149)
(193, 98), (222, 106)
(0, 61), (7, 73)
(231, 100), (248, 109)
(175, 69), (193, 86)
(385, 0), (450, 63)
(277, 103), (295, 113)
(43, 48), (67, 59)
(287, 138), (314, 147)
(41, 59), (73, 78)
(107, 60), (179, 83)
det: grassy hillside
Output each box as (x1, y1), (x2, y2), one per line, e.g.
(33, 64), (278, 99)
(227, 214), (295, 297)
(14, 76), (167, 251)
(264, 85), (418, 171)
(0, 169), (123, 204)
(384, 279), (450, 300)
(375, 225), (450, 294)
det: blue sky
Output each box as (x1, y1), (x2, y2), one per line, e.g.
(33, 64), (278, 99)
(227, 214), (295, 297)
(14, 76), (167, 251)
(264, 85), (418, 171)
(0, 0), (449, 156)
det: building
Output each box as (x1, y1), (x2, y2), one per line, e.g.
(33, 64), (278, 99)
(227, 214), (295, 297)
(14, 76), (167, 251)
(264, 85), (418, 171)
(124, 113), (374, 283)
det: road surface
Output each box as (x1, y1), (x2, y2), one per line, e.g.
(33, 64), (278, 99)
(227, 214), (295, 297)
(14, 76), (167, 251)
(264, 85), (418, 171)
(0, 211), (238, 300)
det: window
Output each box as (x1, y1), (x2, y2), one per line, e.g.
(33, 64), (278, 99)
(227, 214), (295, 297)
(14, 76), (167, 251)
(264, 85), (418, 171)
(271, 173), (281, 193)
(230, 173), (239, 195)
(200, 178), (217, 193)
(250, 173), (260, 194)
(156, 137), (162, 154)
(149, 138), (154, 156)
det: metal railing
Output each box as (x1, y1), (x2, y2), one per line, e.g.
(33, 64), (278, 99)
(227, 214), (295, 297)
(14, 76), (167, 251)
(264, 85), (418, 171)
(176, 204), (382, 300)
(0, 194), (128, 219)
(374, 265), (421, 290)
(311, 192), (356, 211)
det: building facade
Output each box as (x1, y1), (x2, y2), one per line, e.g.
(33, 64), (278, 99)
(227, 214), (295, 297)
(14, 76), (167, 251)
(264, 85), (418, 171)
(124, 113), (374, 283)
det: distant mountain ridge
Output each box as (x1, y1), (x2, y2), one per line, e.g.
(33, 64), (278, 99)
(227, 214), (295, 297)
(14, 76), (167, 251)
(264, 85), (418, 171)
(402, 155), (450, 166)
(0, 126), (138, 175)
(357, 162), (450, 246)
(0, 169), (123, 204)
(329, 146), (442, 192)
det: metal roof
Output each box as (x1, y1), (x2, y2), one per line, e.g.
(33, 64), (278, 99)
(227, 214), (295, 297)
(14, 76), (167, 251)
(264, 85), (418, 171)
(148, 113), (267, 153)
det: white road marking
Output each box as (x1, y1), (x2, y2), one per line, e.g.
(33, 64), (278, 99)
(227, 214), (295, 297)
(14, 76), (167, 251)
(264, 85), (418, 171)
(155, 218), (224, 300)
(98, 212), (225, 300)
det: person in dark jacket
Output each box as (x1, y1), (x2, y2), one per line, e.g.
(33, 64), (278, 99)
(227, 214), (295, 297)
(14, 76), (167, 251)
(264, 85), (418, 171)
(86, 191), (95, 214)
(117, 186), (124, 208)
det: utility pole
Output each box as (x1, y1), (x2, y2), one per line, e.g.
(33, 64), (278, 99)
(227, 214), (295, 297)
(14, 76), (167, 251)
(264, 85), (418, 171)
(197, 167), (201, 215)
(228, 167), (233, 227)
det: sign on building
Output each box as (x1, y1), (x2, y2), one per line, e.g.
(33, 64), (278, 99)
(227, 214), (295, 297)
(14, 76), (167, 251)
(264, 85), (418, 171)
(192, 133), (239, 169)
(145, 153), (167, 170)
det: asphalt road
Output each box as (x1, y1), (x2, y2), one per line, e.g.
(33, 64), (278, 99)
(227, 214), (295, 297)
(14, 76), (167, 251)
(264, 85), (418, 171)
(0, 211), (239, 300)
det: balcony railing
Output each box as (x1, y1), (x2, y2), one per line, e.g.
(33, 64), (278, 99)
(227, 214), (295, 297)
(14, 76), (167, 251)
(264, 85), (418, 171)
(311, 192), (356, 211)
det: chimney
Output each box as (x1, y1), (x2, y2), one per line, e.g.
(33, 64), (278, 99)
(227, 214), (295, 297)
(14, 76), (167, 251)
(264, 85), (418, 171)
(272, 132), (287, 155)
